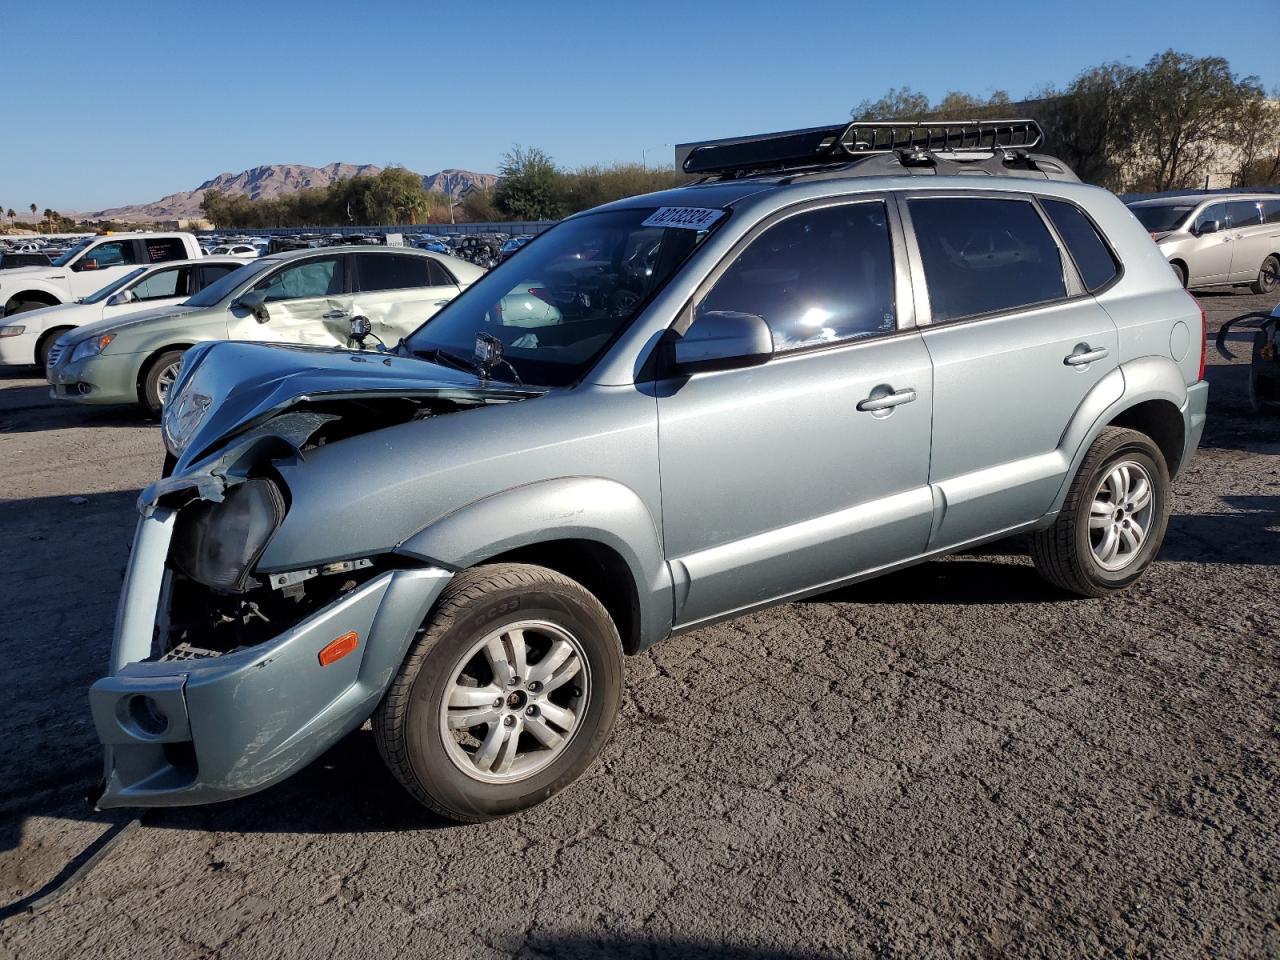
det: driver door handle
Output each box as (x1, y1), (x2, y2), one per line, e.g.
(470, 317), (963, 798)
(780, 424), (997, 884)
(323, 309), (349, 320)
(857, 388), (917, 412)
(1064, 345), (1109, 366)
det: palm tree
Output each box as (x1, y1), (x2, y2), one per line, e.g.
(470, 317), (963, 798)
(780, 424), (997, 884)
(29, 203), (36, 219)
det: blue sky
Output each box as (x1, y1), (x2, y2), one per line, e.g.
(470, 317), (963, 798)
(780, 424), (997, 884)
(0, 0), (1271, 211)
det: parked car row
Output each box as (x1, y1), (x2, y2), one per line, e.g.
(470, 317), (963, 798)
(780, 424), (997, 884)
(0, 242), (484, 413)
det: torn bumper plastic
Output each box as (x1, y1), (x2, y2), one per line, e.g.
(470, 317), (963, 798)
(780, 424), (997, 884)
(89, 509), (452, 808)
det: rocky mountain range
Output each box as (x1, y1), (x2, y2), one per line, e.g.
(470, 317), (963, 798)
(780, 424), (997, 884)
(84, 164), (497, 222)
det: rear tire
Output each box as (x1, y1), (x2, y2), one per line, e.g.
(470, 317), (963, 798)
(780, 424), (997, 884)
(1251, 254), (1280, 295)
(1171, 261), (1188, 288)
(374, 563), (624, 822)
(141, 349), (184, 416)
(1031, 427), (1171, 597)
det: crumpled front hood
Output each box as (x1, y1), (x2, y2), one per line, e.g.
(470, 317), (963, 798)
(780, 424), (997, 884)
(171, 339), (542, 471)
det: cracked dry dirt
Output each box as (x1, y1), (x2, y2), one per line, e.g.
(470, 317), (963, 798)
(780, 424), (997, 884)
(0, 292), (1276, 959)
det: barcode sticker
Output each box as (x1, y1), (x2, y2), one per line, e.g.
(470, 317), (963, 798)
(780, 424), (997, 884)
(641, 207), (725, 231)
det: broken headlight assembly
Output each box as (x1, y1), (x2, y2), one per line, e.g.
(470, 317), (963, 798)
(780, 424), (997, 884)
(169, 478), (286, 593)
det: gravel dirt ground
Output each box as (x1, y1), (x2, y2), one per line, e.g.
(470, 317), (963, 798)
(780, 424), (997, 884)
(0, 291), (1276, 960)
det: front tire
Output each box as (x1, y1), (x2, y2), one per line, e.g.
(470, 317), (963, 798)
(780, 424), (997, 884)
(375, 563), (623, 822)
(140, 349), (184, 415)
(1031, 427), (1171, 597)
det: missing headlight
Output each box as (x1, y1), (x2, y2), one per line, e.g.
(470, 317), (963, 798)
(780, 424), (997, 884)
(169, 478), (286, 594)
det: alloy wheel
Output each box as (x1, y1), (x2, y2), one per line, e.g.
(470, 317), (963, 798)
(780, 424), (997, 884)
(1088, 459), (1155, 571)
(439, 620), (589, 783)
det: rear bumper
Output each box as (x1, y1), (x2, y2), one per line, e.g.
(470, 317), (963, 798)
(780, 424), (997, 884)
(1178, 379), (1209, 478)
(90, 509), (452, 808)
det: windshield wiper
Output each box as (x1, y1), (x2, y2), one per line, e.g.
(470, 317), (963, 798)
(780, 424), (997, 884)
(416, 347), (483, 375)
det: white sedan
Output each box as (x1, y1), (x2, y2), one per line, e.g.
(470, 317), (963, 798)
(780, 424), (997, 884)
(0, 257), (249, 367)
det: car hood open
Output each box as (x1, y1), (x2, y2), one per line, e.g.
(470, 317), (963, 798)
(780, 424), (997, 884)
(169, 339), (543, 472)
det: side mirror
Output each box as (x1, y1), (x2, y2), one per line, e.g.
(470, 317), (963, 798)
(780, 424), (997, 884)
(1196, 219), (1220, 236)
(234, 289), (270, 322)
(77, 258), (99, 272)
(671, 310), (773, 376)
(105, 290), (134, 307)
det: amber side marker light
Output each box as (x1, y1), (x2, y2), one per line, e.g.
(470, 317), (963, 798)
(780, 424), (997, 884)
(318, 632), (359, 667)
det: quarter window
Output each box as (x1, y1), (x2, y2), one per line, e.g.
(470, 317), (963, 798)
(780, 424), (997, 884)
(908, 197), (1066, 322)
(1263, 199), (1280, 225)
(697, 201), (897, 352)
(1042, 199), (1120, 292)
(253, 256), (346, 302)
(357, 253), (433, 292)
(145, 238), (187, 263)
(427, 259), (457, 287)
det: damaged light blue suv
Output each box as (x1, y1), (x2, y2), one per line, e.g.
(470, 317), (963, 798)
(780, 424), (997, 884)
(90, 120), (1208, 822)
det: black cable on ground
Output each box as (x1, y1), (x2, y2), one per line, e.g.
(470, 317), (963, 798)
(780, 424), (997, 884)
(0, 815), (145, 924)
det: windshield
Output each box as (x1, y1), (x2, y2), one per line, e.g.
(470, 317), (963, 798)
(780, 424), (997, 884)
(51, 237), (95, 267)
(183, 258), (274, 308)
(1130, 203), (1196, 233)
(405, 208), (720, 386)
(81, 267), (147, 304)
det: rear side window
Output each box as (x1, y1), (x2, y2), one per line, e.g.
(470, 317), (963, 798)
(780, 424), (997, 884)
(357, 253), (433, 292)
(131, 267), (190, 301)
(1041, 199), (1120, 292)
(908, 197), (1066, 322)
(697, 201), (897, 352)
(145, 237), (187, 263)
(198, 263), (238, 288)
(1263, 199), (1280, 225)
(1227, 200), (1262, 227)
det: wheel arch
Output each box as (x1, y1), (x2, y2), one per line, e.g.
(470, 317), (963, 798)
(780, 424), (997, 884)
(135, 343), (195, 396)
(1051, 356), (1190, 514)
(4, 288), (62, 315)
(394, 477), (671, 654)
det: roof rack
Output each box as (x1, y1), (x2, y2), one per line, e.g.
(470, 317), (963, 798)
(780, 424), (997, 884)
(680, 119), (1046, 177)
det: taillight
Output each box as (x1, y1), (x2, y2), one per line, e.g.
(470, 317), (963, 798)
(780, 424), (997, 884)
(1197, 302), (1207, 381)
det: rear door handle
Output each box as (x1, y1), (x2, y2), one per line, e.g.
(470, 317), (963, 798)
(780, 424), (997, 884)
(1065, 345), (1109, 366)
(857, 387), (917, 413)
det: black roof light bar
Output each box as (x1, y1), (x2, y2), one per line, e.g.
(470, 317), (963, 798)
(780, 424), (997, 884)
(680, 118), (1045, 176)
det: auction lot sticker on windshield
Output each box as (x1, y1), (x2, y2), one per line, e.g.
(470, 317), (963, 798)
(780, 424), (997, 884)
(642, 207), (725, 231)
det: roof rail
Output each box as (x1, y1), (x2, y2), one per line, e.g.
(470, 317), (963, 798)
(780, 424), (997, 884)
(680, 119), (1045, 176)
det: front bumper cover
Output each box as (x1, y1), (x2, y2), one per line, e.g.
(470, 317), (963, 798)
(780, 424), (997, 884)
(47, 349), (143, 405)
(90, 508), (452, 808)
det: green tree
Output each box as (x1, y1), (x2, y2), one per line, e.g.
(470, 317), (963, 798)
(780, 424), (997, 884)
(1126, 50), (1262, 191)
(851, 86), (932, 120)
(1232, 91), (1280, 186)
(494, 146), (564, 220)
(1031, 63), (1137, 190)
